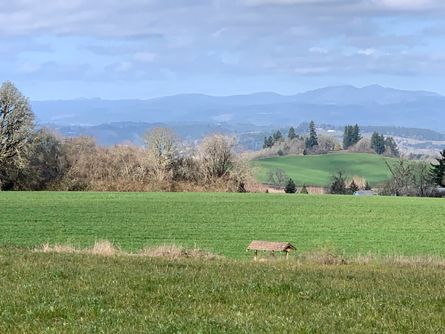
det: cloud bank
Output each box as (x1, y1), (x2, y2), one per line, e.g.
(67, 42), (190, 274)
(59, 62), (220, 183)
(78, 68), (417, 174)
(1, 0), (444, 98)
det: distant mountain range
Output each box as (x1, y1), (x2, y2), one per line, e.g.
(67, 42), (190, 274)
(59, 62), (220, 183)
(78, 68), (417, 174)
(32, 85), (445, 131)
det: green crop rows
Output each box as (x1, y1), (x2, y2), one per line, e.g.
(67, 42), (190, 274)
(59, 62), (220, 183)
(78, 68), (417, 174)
(1, 192), (444, 258)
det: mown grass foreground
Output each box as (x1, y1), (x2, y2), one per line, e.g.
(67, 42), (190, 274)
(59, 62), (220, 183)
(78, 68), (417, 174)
(0, 192), (444, 258)
(254, 152), (396, 186)
(1, 249), (445, 333)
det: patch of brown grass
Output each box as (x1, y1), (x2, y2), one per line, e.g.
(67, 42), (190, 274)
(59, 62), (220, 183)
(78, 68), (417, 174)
(35, 241), (221, 260)
(298, 248), (347, 265)
(39, 243), (78, 254)
(139, 245), (222, 260)
(90, 240), (120, 256)
(336, 253), (445, 268)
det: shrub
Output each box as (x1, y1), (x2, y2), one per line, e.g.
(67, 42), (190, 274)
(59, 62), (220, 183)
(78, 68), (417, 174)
(330, 171), (348, 195)
(284, 178), (297, 193)
(349, 180), (359, 194)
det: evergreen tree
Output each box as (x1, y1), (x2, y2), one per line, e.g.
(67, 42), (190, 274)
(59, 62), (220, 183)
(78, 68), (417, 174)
(288, 127), (297, 140)
(300, 184), (309, 194)
(343, 124), (361, 149)
(349, 180), (359, 194)
(430, 149), (445, 187)
(284, 178), (297, 193)
(384, 137), (399, 157)
(364, 181), (371, 190)
(273, 130), (283, 143)
(263, 136), (272, 149)
(305, 121), (318, 149)
(330, 171), (348, 194)
(343, 125), (352, 149)
(263, 137), (269, 149)
(352, 124), (362, 145)
(371, 132), (385, 155)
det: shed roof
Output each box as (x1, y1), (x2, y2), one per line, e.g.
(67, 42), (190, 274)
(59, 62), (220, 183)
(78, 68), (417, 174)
(247, 240), (296, 252)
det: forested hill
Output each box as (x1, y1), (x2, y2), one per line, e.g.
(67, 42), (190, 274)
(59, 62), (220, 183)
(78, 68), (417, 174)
(32, 85), (445, 131)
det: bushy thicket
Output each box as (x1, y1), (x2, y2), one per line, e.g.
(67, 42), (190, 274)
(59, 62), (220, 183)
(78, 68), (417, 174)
(2, 130), (254, 192)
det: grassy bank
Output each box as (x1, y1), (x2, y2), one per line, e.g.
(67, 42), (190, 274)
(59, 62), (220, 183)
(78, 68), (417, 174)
(0, 192), (444, 258)
(1, 248), (445, 333)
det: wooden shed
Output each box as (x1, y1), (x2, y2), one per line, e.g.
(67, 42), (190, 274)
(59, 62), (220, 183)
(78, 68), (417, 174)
(247, 240), (296, 260)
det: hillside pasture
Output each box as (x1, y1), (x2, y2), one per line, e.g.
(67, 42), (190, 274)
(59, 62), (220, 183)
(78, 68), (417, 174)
(0, 192), (444, 258)
(254, 152), (396, 186)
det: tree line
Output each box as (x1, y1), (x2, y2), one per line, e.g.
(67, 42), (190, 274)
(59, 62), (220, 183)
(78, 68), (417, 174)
(261, 122), (400, 158)
(0, 82), (251, 192)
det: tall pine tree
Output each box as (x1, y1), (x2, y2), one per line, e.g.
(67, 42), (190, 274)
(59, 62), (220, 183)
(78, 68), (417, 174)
(305, 121), (319, 149)
(430, 149), (445, 187)
(288, 127), (297, 140)
(384, 136), (399, 157)
(343, 126), (352, 149)
(343, 124), (361, 149)
(371, 132), (385, 155)
(273, 130), (283, 142)
(352, 124), (362, 145)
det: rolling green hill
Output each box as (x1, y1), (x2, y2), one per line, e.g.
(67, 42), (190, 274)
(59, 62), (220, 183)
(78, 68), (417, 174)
(254, 152), (397, 186)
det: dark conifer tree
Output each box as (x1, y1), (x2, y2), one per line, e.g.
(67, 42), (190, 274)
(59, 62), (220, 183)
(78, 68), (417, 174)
(305, 121), (319, 149)
(352, 124), (362, 145)
(349, 180), (359, 194)
(288, 127), (297, 140)
(343, 125), (352, 149)
(364, 181), (372, 190)
(430, 149), (445, 187)
(273, 130), (283, 142)
(284, 178), (297, 193)
(384, 137), (399, 157)
(343, 124), (361, 149)
(371, 132), (385, 155)
(330, 171), (348, 194)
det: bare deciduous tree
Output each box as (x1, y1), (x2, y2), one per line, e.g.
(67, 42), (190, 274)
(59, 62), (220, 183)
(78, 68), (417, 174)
(144, 128), (178, 182)
(198, 134), (234, 182)
(382, 159), (435, 197)
(18, 129), (67, 190)
(0, 81), (34, 185)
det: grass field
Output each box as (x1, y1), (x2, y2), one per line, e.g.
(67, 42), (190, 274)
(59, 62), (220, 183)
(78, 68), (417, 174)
(1, 192), (444, 258)
(253, 152), (396, 186)
(1, 249), (445, 333)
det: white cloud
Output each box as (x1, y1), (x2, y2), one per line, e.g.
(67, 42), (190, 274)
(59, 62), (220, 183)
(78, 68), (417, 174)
(371, 0), (442, 10)
(243, 0), (338, 5)
(294, 66), (329, 74)
(114, 61), (132, 72)
(133, 52), (157, 63)
(18, 61), (41, 74)
(309, 46), (328, 54)
(357, 48), (377, 56)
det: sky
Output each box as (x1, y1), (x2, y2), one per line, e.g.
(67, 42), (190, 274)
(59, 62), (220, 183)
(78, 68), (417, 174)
(2, 0), (445, 100)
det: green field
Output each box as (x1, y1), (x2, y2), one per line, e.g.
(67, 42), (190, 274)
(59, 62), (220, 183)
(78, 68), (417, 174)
(1, 249), (445, 333)
(1, 192), (444, 258)
(254, 152), (396, 186)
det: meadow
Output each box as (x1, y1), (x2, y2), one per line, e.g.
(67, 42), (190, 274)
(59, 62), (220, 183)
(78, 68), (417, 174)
(1, 192), (444, 258)
(254, 152), (396, 186)
(1, 249), (445, 333)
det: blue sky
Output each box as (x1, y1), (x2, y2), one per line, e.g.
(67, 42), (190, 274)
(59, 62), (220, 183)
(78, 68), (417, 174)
(2, 0), (445, 100)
